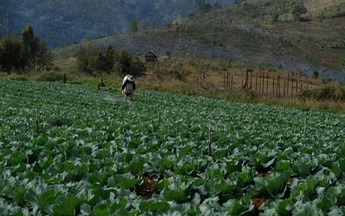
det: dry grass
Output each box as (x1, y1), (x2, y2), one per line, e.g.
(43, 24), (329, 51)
(2, 56), (345, 113)
(136, 57), (345, 113)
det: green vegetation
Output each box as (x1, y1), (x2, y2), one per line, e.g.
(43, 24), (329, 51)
(1, 2), (345, 215)
(290, 1), (308, 21)
(0, 0), (233, 48)
(2, 51), (345, 113)
(76, 46), (146, 77)
(47, 0), (345, 82)
(188, 0), (223, 14)
(0, 26), (53, 73)
(1, 80), (345, 215)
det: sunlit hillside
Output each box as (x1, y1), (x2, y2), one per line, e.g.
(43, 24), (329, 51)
(53, 0), (345, 82)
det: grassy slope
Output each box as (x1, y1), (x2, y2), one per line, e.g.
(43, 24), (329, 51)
(47, 0), (345, 113)
(53, 0), (345, 82)
(43, 55), (345, 114)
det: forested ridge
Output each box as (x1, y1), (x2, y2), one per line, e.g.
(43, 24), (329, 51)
(0, 0), (234, 48)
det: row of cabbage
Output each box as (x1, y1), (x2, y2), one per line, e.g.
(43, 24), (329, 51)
(0, 80), (345, 215)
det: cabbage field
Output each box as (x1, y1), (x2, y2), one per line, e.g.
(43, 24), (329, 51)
(1, 80), (345, 215)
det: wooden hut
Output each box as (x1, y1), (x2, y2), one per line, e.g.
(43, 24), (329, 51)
(144, 50), (158, 63)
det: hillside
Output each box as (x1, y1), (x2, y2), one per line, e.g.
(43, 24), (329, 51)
(0, 0), (234, 48)
(53, 0), (345, 82)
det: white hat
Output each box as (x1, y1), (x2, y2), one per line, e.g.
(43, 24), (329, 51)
(123, 75), (134, 84)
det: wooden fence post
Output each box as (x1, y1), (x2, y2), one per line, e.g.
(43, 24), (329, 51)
(224, 73), (226, 87)
(255, 72), (258, 92)
(266, 73), (269, 94)
(278, 76), (280, 97)
(245, 69), (249, 91)
(287, 76), (289, 96)
(250, 69), (253, 89)
(273, 78), (275, 96)
(262, 71), (265, 95)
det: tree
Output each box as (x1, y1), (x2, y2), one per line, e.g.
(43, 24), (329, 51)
(187, 0), (213, 14)
(234, 0), (246, 5)
(37, 39), (54, 71)
(0, 25), (52, 73)
(131, 20), (139, 32)
(0, 35), (25, 73)
(290, 1), (307, 21)
(104, 46), (116, 72)
(77, 46), (145, 76)
(21, 25), (40, 68)
(272, 14), (279, 23)
(77, 45), (90, 73)
(117, 49), (146, 77)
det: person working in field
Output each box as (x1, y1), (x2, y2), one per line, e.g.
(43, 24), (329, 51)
(121, 75), (136, 101)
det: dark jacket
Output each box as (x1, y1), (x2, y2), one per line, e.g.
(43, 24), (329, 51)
(122, 80), (136, 93)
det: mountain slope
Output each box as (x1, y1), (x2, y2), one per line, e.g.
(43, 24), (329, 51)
(53, 0), (345, 82)
(0, 0), (234, 48)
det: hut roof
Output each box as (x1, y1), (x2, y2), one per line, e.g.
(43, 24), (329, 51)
(145, 50), (158, 58)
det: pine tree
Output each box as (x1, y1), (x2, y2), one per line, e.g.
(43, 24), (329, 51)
(0, 35), (25, 72)
(21, 25), (40, 69)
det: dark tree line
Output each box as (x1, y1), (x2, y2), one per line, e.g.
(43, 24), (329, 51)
(77, 46), (146, 77)
(2, 0), (199, 48)
(0, 25), (53, 73)
(188, 0), (222, 14)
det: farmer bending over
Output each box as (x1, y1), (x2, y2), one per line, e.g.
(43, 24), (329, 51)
(121, 75), (136, 101)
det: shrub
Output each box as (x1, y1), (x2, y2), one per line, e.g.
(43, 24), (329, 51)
(77, 46), (146, 77)
(312, 71), (319, 79)
(298, 85), (345, 102)
(316, 85), (337, 101)
(298, 89), (313, 101)
(10, 76), (29, 81)
(170, 69), (184, 80)
(36, 71), (65, 82)
(117, 49), (146, 77)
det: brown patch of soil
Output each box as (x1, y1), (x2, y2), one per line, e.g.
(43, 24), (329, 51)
(256, 173), (270, 178)
(288, 178), (294, 184)
(141, 176), (161, 199)
(251, 198), (267, 208)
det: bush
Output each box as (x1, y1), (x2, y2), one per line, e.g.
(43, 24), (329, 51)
(117, 49), (146, 77)
(36, 71), (65, 82)
(298, 85), (345, 102)
(170, 69), (184, 80)
(316, 85), (337, 101)
(312, 71), (319, 79)
(10, 76), (29, 81)
(298, 89), (313, 101)
(77, 46), (146, 77)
